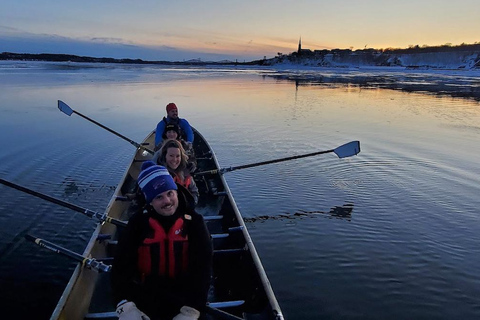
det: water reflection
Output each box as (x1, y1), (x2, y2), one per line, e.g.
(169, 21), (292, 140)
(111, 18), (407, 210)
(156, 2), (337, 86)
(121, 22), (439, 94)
(63, 181), (79, 195)
(264, 67), (480, 101)
(244, 203), (353, 223)
(62, 179), (117, 199)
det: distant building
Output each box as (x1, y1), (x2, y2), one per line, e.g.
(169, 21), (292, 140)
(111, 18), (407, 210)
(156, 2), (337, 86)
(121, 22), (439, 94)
(297, 37), (312, 55)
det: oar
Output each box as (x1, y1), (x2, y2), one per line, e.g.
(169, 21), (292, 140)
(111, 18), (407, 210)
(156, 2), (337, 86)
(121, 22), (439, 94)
(57, 100), (154, 155)
(24, 234), (111, 272)
(0, 178), (127, 227)
(196, 140), (360, 176)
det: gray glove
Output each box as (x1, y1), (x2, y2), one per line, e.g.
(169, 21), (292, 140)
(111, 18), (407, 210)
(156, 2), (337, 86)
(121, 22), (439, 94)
(116, 300), (150, 320)
(172, 306), (200, 320)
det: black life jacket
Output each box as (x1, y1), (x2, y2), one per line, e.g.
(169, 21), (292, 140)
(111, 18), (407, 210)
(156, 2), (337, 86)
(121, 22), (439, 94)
(137, 215), (189, 280)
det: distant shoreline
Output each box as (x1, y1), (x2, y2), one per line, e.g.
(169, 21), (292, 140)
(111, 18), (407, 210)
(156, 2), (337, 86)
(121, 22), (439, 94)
(2, 43), (480, 69)
(0, 52), (259, 66)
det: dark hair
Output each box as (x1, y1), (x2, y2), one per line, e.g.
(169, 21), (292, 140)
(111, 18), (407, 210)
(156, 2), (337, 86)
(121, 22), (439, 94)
(162, 123), (180, 139)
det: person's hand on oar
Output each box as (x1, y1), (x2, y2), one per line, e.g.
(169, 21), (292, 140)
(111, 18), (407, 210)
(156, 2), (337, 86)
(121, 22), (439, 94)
(116, 300), (150, 320)
(172, 306), (201, 320)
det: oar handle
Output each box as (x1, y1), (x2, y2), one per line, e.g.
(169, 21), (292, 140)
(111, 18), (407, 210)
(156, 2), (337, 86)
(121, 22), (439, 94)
(24, 234), (112, 272)
(105, 216), (128, 227)
(0, 178), (127, 227)
(194, 169), (219, 176)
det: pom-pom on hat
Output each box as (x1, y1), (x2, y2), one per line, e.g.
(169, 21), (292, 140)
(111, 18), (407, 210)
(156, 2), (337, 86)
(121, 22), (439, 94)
(166, 103), (177, 112)
(138, 161), (177, 203)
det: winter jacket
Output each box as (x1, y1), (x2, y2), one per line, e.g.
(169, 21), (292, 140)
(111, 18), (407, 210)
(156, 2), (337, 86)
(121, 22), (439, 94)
(155, 116), (194, 147)
(111, 188), (212, 319)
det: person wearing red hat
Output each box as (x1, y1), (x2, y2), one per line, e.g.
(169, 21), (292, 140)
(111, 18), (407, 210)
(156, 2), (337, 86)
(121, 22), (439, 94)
(155, 103), (194, 150)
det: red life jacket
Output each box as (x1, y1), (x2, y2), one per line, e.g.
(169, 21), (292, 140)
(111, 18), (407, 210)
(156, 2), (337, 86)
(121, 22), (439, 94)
(137, 216), (189, 279)
(173, 175), (192, 188)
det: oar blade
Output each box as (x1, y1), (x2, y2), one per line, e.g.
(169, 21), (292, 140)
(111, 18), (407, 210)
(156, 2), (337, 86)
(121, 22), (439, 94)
(58, 100), (74, 116)
(333, 141), (361, 158)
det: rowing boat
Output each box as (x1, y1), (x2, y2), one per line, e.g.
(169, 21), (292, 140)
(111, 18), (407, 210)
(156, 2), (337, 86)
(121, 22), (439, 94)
(9, 101), (358, 319)
(50, 128), (284, 320)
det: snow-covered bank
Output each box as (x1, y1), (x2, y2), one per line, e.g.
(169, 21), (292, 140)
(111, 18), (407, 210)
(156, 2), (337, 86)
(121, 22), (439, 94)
(261, 65), (480, 101)
(267, 49), (480, 70)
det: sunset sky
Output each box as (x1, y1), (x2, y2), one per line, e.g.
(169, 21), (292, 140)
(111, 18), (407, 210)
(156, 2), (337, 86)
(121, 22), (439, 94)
(1, 0), (479, 61)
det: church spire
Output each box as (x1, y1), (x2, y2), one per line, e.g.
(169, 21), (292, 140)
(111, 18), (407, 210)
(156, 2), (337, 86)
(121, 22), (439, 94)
(298, 37), (302, 53)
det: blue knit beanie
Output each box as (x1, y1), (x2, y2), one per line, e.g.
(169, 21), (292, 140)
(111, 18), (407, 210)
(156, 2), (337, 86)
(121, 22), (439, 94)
(138, 161), (177, 203)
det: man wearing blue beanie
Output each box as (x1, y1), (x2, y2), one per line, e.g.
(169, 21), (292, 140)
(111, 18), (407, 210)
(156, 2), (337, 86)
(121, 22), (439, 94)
(112, 161), (213, 320)
(137, 162), (178, 205)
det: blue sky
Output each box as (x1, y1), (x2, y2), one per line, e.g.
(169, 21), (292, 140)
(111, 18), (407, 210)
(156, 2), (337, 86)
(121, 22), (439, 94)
(1, 0), (479, 61)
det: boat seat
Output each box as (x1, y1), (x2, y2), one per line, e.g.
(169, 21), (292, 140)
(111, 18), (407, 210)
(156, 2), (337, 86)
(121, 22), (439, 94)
(204, 215), (224, 220)
(211, 233), (229, 239)
(95, 226), (242, 245)
(107, 235), (226, 241)
(96, 234), (111, 241)
(211, 226), (243, 239)
(208, 300), (245, 308)
(133, 159), (149, 163)
(213, 248), (247, 255)
(94, 246), (247, 261)
(114, 196), (130, 201)
(84, 311), (117, 319)
(100, 227), (242, 243)
(84, 301), (245, 319)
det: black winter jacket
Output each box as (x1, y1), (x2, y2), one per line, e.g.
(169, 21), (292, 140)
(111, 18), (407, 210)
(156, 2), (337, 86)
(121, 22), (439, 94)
(111, 189), (212, 319)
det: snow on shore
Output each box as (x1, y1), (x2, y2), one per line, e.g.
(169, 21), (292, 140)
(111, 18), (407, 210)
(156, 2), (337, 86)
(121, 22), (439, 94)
(269, 50), (480, 70)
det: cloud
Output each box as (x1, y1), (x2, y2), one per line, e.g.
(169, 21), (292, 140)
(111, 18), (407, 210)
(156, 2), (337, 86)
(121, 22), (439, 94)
(0, 29), (263, 62)
(0, 25), (20, 33)
(90, 37), (128, 44)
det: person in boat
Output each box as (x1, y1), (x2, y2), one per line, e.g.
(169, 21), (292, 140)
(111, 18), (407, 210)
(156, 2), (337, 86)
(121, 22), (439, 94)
(153, 139), (199, 205)
(154, 102), (194, 151)
(161, 123), (197, 173)
(111, 161), (212, 320)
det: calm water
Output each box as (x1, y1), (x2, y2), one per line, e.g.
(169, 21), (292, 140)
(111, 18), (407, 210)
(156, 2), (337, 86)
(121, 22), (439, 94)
(1, 61), (480, 319)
